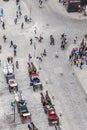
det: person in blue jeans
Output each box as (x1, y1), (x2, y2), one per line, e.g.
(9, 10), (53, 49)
(76, 59), (79, 67)
(1, 8), (4, 16)
(80, 61), (84, 69)
(85, 57), (87, 65)
(18, 4), (21, 11)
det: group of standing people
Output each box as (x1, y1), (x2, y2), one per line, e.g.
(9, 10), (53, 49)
(69, 38), (87, 69)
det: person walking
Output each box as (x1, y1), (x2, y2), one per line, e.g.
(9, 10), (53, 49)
(39, 0), (43, 7)
(16, 11), (19, 18)
(16, 0), (19, 5)
(14, 18), (17, 24)
(43, 49), (46, 56)
(28, 53), (32, 61)
(13, 44), (17, 50)
(21, 22), (24, 29)
(12, 63), (14, 72)
(18, 4), (21, 11)
(80, 60), (84, 69)
(39, 34), (43, 43)
(13, 44), (17, 57)
(85, 56), (87, 65)
(19, 11), (22, 17)
(30, 38), (33, 45)
(16, 61), (19, 69)
(50, 35), (54, 45)
(14, 49), (17, 57)
(3, 35), (7, 43)
(2, 22), (5, 29)
(1, 8), (4, 16)
(10, 40), (13, 47)
(34, 26), (37, 34)
(54, 124), (58, 130)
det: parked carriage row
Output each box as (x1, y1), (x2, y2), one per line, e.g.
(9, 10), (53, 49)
(3, 61), (39, 128)
(27, 62), (43, 91)
(3, 62), (32, 124)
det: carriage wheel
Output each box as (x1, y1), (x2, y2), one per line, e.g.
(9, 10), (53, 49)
(48, 120), (51, 126)
(9, 86), (11, 93)
(33, 85), (36, 91)
(40, 84), (43, 90)
(16, 86), (18, 91)
(20, 117), (24, 124)
(28, 116), (31, 121)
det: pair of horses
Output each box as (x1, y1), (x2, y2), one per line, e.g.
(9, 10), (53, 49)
(41, 91), (52, 106)
(27, 62), (37, 76)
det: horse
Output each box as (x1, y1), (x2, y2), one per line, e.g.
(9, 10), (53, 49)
(45, 91), (52, 105)
(40, 92), (49, 106)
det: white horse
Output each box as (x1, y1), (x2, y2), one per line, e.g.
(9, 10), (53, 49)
(14, 91), (26, 102)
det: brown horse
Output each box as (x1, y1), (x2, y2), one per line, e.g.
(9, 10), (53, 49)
(31, 62), (37, 73)
(27, 62), (32, 75)
(40, 92), (49, 106)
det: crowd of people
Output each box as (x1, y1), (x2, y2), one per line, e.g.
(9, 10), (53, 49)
(69, 38), (87, 69)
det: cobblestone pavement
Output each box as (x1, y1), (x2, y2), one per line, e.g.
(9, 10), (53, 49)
(0, 0), (87, 130)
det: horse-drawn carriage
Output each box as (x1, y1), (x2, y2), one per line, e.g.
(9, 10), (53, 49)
(41, 91), (53, 113)
(47, 107), (59, 126)
(18, 100), (31, 124)
(40, 91), (59, 126)
(28, 62), (43, 91)
(14, 91), (31, 124)
(8, 79), (18, 93)
(30, 73), (43, 91)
